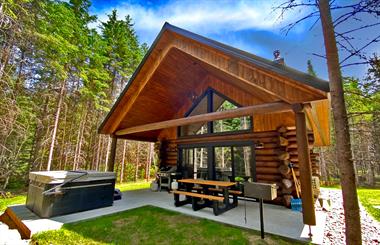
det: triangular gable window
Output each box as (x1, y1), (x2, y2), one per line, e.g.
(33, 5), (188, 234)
(179, 88), (252, 137)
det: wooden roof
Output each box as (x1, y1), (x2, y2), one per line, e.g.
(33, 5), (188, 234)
(98, 23), (330, 145)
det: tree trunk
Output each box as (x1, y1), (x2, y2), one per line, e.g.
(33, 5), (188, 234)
(104, 136), (111, 172)
(46, 80), (66, 171)
(107, 137), (117, 172)
(146, 143), (153, 181)
(72, 115), (82, 170)
(98, 136), (105, 171)
(120, 140), (127, 183)
(75, 110), (87, 170)
(351, 143), (359, 186)
(94, 135), (101, 171)
(220, 123), (225, 168)
(194, 148), (198, 173)
(366, 161), (375, 186)
(89, 132), (96, 170)
(200, 127), (204, 168)
(373, 113), (380, 168)
(59, 102), (68, 170)
(31, 96), (50, 171)
(318, 1), (362, 243)
(0, 42), (11, 81)
(319, 148), (328, 182)
(200, 148), (204, 168)
(243, 118), (250, 176)
(243, 146), (250, 176)
(135, 142), (140, 182)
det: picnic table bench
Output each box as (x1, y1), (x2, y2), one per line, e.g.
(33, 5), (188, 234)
(172, 179), (238, 215)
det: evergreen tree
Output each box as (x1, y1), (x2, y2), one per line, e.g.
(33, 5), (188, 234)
(307, 60), (317, 77)
(0, 0), (149, 188)
(101, 10), (145, 100)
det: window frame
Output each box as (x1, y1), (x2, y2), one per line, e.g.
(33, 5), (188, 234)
(177, 141), (256, 181)
(178, 87), (253, 138)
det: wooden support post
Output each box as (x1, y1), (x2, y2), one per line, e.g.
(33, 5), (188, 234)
(293, 104), (316, 226)
(107, 137), (117, 172)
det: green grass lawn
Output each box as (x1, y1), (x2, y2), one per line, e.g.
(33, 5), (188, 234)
(357, 188), (380, 222)
(115, 181), (150, 192)
(0, 195), (27, 212)
(31, 205), (299, 245)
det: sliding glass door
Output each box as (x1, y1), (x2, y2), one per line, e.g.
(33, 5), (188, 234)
(178, 142), (256, 181)
(181, 147), (208, 179)
(214, 146), (232, 181)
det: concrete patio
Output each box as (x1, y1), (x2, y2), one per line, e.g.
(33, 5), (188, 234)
(6, 189), (326, 244)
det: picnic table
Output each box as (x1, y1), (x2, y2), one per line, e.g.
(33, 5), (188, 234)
(172, 179), (240, 215)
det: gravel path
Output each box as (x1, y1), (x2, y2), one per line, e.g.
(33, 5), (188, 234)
(320, 189), (380, 245)
(0, 222), (29, 245)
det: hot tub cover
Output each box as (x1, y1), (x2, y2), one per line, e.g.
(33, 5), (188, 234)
(29, 170), (116, 184)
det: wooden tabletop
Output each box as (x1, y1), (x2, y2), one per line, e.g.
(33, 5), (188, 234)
(178, 178), (236, 187)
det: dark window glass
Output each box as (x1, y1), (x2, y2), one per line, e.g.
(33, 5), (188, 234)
(179, 89), (251, 137)
(214, 146), (232, 181)
(233, 146), (252, 179)
(181, 147), (208, 179)
(180, 95), (208, 136)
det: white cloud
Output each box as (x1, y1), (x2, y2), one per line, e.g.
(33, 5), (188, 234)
(93, 0), (303, 44)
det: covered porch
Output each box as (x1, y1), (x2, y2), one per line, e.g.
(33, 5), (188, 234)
(99, 23), (331, 227)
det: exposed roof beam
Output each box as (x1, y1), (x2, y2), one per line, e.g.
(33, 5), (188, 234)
(115, 102), (292, 136)
(103, 38), (174, 134)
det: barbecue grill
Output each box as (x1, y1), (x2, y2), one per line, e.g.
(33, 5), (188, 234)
(158, 166), (181, 191)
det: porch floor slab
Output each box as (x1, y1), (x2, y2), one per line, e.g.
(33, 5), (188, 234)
(7, 189), (326, 244)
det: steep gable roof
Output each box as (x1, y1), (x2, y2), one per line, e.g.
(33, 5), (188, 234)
(164, 23), (329, 92)
(98, 23), (330, 139)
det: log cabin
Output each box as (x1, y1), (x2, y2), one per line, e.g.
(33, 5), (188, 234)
(98, 23), (331, 226)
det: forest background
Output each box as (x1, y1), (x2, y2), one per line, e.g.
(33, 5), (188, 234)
(0, 0), (379, 192)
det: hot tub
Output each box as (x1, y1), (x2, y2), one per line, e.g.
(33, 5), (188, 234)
(26, 170), (116, 218)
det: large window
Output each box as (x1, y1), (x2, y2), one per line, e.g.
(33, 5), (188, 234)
(233, 146), (253, 178)
(213, 94), (251, 133)
(214, 146), (232, 181)
(180, 147), (208, 179)
(180, 95), (208, 136)
(179, 88), (252, 137)
(178, 143), (256, 181)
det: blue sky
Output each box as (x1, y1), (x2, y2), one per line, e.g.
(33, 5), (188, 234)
(89, 0), (380, 81)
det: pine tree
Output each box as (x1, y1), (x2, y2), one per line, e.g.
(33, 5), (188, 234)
(307, 60), (317, 77)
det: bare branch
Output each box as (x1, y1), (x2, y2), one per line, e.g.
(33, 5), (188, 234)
(272, 0), (318, 33)
(333, 0), (380, 27)
(339, 34), (380, 65)
(341, 61), (370, 68)
(311, 53), (326, 59)
(339, 22), (380, 36)
(281, 11), (320, 35)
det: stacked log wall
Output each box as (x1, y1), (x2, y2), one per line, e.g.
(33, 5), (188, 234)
(159, 141), (178, 167)
(159, 126), (320, 208)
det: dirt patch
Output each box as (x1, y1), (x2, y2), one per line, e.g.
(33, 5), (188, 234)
(244, 232), (280, 245)
(162, 214), (200, 228)
(112, 216), (138, 229)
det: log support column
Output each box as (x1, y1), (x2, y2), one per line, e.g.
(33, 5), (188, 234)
(107, 137), (118, 172)
(293, 104), (316, 226)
